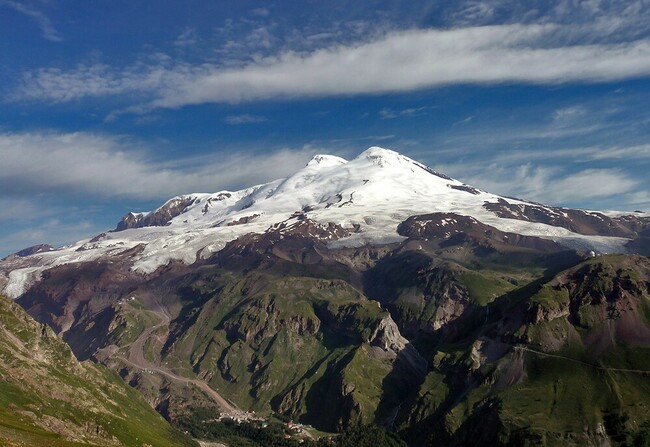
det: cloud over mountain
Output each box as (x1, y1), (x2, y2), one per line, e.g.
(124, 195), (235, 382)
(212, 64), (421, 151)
(11, 24), (650, 109)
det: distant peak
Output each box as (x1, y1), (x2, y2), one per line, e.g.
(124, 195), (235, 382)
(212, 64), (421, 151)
(306, 154), (348, 168)
(356, 146), (413, 167)
(359, 146), (401, 158)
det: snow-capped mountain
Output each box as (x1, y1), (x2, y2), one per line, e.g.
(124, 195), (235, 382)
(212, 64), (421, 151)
(1, 147), (647, 298)
(4, 147), (650, 445)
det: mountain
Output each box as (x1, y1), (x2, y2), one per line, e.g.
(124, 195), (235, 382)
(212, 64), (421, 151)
(1, 147), (650, 446)
(2, 147), (647, 299)
(0, 293), (196, 447)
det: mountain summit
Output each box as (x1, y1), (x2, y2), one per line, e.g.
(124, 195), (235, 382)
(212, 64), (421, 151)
(0, 147), (648, 297)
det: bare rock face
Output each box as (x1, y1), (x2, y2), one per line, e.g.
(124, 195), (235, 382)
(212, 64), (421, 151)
(14, 244), (55, 257)
(530, 300), (570, 324)
(398, 212), (566, 253)
(227, 214), (261, 226)
(266, 214), (354, 240)
(114, 196), (197, 231)
(115, 212), (147, 231)
(526, 255), (650, 350)
(484, 198), (650, 238)
(429, 282), (472, 331)
(448, 184), (481, 195)
(369, 315), (408, 353)
(1, 244), (55, 261)
(368, 315), (427, 377)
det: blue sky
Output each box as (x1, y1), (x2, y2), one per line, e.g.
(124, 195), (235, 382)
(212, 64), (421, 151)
(1, 0), (650, 256)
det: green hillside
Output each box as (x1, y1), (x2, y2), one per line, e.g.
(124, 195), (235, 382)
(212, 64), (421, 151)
(0, 294), (196, 447)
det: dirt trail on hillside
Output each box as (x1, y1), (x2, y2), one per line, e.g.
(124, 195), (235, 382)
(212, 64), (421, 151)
(113, 302), (251, 420)
(515, 346), (650, 375)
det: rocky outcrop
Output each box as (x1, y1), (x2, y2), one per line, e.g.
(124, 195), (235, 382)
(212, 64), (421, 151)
(227, 213), (261, 226)
(1, 244), (55, 261)
(429, 282), (472, 331)
(114, 211), (147, 231)
(223, 296), (321, 343)
(14, 243), (55, 257)
(484, 198), (650, 238)
(114, 196), (197, 231)
(530, 299), (570, 323)
(398, 212), (566, 253)
(368, 315), (427, 377)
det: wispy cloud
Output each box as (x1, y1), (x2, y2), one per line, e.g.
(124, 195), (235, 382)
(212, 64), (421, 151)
(439, 161), (639, 207)
(449, 1), (500, 25)
(119, 26), (650, 108)
(251, 7), (270, 17)
(223, 114), (268, 125)
(625, 191), (650, 211)
(0, 197), (58, 222)
(379, 106), (430, 120)
(485, 144), (650, 164)
(324, 134), (396, 144)
(10, 23), (650, 108)
(585, 144), (650, 160)
(452, 116), (475, 126)
(552, 105), (588, 123)
(174, 28), (199, 47)
(0, 0), (62, 42)
(0, 218), (100, 255)
(12, 63), (175, 102)
(0, 131), (322, 200)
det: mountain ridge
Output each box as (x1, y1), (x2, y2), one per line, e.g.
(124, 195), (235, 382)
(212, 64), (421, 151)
(2, 147), (648, 299)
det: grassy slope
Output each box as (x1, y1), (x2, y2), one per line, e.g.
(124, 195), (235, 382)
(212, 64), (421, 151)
(0, 295), (196, 447)
(399, 255), (650, 446)
(158, 271), (404, 431)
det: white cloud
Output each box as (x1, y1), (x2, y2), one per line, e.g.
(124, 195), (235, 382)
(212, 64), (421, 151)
(549, 169), (638, 202)
(0, 0), (62, 42)
(450, 1), (500, 25)
(584, 144), (650, 160)
(11, 23), (650, 108)
(464, 143), (650, 165)
(0, 131), (322, 200)
(151, 25), (650, 108)
(440, 161), (639, 207)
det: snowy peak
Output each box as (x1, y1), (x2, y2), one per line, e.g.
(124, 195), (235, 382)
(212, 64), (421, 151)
(2, 146), (648, 299)
(356, 146), (408, 165)
(306, 154), (348, 168)
(265, 147), (422, 209)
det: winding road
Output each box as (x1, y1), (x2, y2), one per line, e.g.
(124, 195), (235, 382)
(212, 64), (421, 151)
(111, 302), (252, 420)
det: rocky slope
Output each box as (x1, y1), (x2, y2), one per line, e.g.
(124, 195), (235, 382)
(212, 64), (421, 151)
(396, 254), (650, 446)
(10, 214), (650, 445)
(0, 294), (195, 447)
